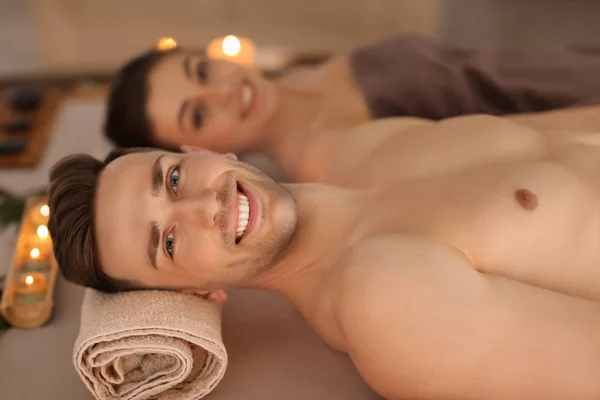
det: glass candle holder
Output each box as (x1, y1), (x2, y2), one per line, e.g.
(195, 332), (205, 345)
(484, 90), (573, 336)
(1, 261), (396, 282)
(15, 272), (47, 296)
(30, 202), (50, 226)
(26, 223), (52, 253)
(23, 244), (51, 264)
(19, 258), (51, 273)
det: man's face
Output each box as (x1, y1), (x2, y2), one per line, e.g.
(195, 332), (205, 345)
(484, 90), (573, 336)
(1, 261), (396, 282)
(94, 149), (298, 291)
(147, 52), (278, 153)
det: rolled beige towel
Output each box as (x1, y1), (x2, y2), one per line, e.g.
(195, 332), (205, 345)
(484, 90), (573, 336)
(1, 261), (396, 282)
(74, 289), (227, 400)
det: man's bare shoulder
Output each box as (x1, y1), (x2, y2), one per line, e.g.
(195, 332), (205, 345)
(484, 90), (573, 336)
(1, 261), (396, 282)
(334, 233), (600, 399)
(337, 234), (472, 308)
(509, 104), (600, 133)
(325, 114), (547, 188)
(333, 235), (478, 398)
(336, 234), (474, 328)
(324, 117), (435, 185)
(336, 114), (530, 159)
(341, 114), (541, 163)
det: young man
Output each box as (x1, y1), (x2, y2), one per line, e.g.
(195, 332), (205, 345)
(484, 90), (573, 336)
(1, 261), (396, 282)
(104, 35), (600, 181)
(49, 113), (600, 399)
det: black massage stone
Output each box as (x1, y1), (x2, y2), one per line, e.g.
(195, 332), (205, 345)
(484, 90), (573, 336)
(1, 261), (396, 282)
(2, 118), (31, 134)
(0, 138), (27, 155)
(9, 88), (44, 112)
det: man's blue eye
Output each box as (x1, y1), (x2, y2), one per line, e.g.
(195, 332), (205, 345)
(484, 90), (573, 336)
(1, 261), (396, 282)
(165, 232), (175, 256)
(170, 167), (180, 192)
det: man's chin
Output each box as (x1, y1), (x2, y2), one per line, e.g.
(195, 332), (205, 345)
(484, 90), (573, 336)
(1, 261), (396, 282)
(271, 215), (300, 264)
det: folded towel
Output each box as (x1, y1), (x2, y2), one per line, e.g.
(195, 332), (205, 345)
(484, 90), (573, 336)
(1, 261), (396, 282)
(74, 289), (227, 400)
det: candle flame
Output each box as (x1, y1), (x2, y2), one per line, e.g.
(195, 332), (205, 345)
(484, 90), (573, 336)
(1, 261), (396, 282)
(222, 35), (241, 56)
(157, 37), (177, 51)
(25, 275), (34, 285)
(30, 248), (40, 259)
(40, 205), (50, 217)
(37, 225), (49, 239)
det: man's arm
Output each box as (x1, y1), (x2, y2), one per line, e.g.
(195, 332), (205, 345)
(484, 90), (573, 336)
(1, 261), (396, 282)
(339, 236), (600, 400)
(348, 35), (600, 120)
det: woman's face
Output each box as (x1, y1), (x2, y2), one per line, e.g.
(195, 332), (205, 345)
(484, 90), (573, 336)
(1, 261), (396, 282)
(146, 52), (279, 153)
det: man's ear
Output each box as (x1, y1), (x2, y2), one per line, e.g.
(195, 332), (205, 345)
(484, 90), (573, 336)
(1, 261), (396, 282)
(182, 289), (228, 303)
(224, 152), (238, 161)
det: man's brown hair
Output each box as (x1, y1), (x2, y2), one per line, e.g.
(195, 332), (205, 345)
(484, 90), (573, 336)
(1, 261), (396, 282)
(47, 148), (149, 293)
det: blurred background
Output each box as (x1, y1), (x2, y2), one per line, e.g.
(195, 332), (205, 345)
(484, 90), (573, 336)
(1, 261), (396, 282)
(2, 0), (600, 79)
(3, 2), (600, 399)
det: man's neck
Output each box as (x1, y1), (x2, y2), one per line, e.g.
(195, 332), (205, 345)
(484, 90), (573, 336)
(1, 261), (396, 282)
(248, 183), (366, 306)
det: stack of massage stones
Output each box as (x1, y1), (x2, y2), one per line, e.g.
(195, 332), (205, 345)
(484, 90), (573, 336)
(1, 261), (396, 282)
(0, 87), (44, 157)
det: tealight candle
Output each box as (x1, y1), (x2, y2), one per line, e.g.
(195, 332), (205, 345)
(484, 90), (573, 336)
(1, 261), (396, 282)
(16, 272), (47, 296)
(29, 247), (42, 260)
(157, 37), (177, 51)
(28, 223), (52, 252)
(30, 202), (50, 225)
(207, 35), (255, 66)
(25, 245), (52, 264)
(36, 224), (49, 240)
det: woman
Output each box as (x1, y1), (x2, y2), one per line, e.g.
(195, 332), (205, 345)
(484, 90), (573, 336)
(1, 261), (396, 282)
(105, 35), (600, 182)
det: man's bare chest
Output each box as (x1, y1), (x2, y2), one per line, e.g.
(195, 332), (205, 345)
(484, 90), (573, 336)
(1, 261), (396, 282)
(364, 160), (600, 301)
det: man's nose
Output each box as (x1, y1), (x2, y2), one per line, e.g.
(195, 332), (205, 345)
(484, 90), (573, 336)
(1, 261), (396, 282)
(176, 189), (220, 228)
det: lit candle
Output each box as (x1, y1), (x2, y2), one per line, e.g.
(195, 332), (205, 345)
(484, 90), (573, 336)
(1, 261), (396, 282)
(30, 247), (41, 259)
(157, 37), (178, 51)
(37, 225), (49, 239)
(207, 35), (255, 66)
(16, 272), (47, 296)
(30, 202), (50, 225)
(28, 223), (51, 252)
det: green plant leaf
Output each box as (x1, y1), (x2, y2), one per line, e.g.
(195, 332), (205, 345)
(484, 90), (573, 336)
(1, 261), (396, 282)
(0, 186), (48, 229)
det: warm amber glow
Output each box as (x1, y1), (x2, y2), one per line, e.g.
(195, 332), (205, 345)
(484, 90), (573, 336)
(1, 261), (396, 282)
(37, 225), (49, 239)
(30, 248), (40, 259)
(157, 37), (177, 51)
(207, 35), (254, 66)
(222, 35), (241, 56)
(40, 205), (50, 217)
(25, 275), (34, 286)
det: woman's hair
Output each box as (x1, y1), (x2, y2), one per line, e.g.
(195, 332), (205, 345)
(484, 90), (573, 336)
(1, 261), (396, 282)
(104, 48), (181, 149)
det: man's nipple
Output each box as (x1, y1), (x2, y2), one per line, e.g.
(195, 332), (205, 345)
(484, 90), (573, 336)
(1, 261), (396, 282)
(514, 188), (538, 211)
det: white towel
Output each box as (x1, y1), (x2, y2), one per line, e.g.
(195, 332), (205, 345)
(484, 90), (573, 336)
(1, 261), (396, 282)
(73, 289), (227, 400)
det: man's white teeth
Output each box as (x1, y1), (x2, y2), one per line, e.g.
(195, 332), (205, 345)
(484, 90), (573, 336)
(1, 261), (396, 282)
(242, 85), (253, 108)
(237, 192), (250, 239)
